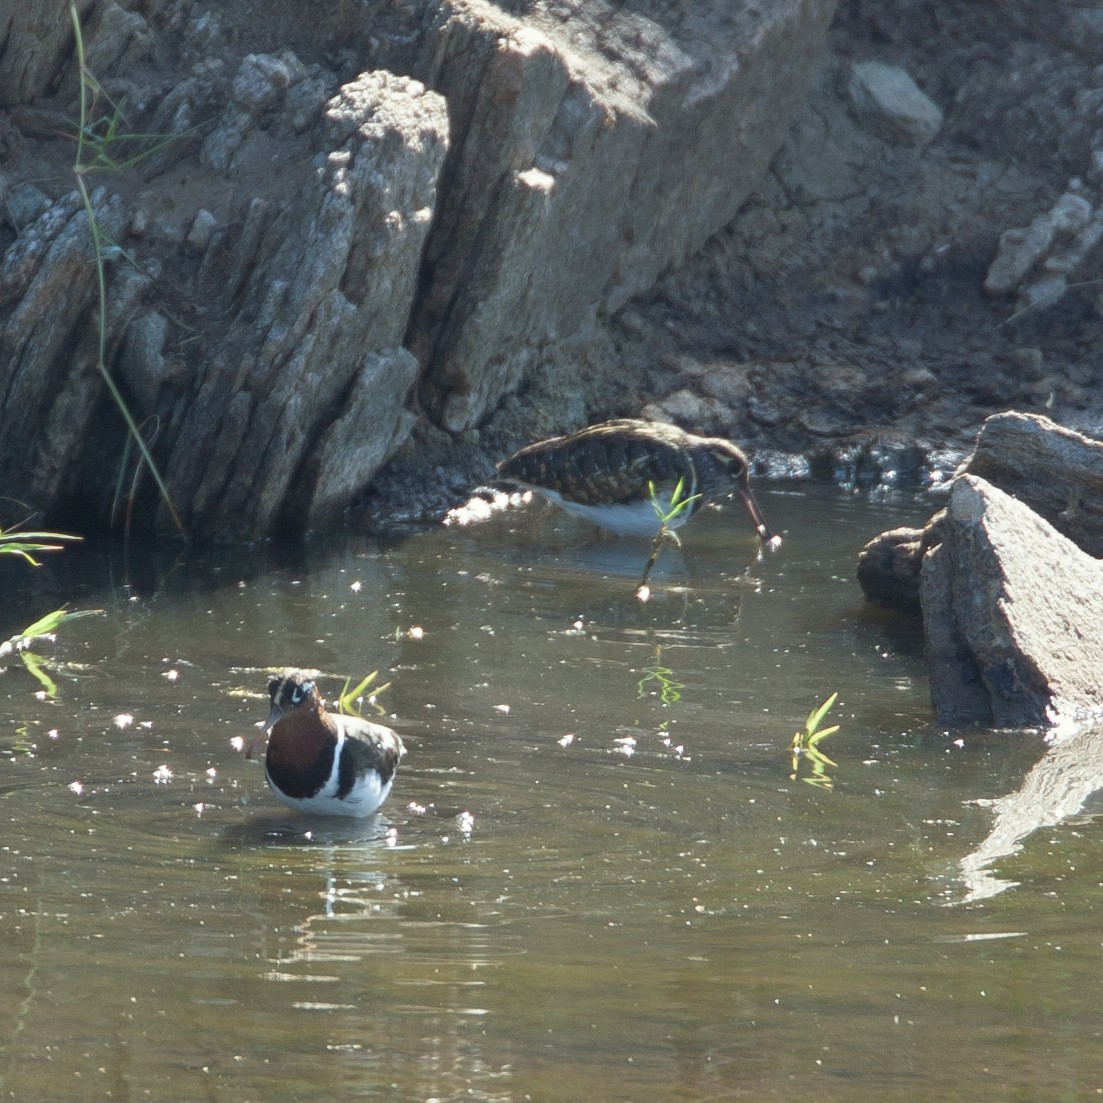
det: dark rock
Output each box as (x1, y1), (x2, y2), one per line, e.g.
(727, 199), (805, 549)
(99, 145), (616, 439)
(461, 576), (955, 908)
(296, 348), (420, 527)
(0, 2), (95, 105)
(77, 1), (153, 86)
(287, 77), (330, 133)
(3, 183), (52, 229)
(747, 396), (785, 427)
(857, 513), (944, 613)
(119, 311), (169, 413)
(0, 190), (138, 509)
(798, 406), (850, 436)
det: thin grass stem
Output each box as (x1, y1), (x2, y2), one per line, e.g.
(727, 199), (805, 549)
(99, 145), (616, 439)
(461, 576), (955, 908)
(69, 2), (186, 539)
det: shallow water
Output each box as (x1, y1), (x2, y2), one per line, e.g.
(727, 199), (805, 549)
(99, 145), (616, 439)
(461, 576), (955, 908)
(2, 488), (1102, 1101)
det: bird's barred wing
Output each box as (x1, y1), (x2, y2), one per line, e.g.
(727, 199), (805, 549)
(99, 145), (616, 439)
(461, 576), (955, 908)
(500, 429), (693, 505)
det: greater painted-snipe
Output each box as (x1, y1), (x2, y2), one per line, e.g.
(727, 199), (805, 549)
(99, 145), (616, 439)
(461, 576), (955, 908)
(497, 418), (774, 541)
(244, 672), (405, 817)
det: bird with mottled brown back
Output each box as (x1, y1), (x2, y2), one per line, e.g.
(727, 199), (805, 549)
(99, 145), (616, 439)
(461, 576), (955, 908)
(497, 419), (773, 540)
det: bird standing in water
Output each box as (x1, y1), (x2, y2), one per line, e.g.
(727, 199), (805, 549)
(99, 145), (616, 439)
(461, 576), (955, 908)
(244, 672), (404, 818)
(497, 418), (775, 542)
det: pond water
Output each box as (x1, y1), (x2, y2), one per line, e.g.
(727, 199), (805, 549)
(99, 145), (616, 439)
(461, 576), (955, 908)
(2, 486), (1102, 1102)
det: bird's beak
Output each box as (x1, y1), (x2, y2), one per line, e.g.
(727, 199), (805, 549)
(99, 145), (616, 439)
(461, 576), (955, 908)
(738, 486), (773, 542)
(243, 726), (267, 760)
(243, 702), (284, 760)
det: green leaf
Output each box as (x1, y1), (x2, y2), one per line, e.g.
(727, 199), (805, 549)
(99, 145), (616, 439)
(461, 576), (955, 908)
(20, 652), (59, 699)
(805, 692), (838, 737)
(0, 530), (81, 543)
(647, 478), (701, 526)
(791, 693), (840, 789)
(18, 607), (102, 641)
(336, 670), (391, 716)
(0, 528), (82, 566)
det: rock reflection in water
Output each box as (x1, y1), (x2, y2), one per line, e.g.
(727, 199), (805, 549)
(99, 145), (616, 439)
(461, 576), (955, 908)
(955, 723), (1103, 903)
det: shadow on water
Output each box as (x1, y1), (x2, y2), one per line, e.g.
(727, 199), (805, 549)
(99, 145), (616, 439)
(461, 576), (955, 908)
(4, 487), (1103, 1100)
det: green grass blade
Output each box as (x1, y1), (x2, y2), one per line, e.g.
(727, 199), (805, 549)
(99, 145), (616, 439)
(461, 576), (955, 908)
(336, 671), (391, 715)
(70, 2), (186, 539)
(808, 724), (839, 746)
(18, 607), (102, 640)
(0, 530), (82, 544)
(0, 528), (82, 566)
(1, 607), (102, 662)
(1, 547), (46, 566)
(20, 652), (59, 699)
(805, 692), (838, 736)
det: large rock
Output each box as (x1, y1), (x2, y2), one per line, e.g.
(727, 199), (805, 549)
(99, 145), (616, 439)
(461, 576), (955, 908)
(920, 474), (1103, 728)
(0, 189), (143, 513)
(0, 1), (93, 105)
(165, 71), (448, 538)
(410, 0), (837, 431)
(965, 411), (1103, 554)
(858, 411), (1103, 612)
(0, 68), (447, 540)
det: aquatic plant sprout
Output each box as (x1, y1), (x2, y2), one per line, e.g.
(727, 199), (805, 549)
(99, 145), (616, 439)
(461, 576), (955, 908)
(0, 525), (82, 566)
(790, 692), (840, 790)
(0, 608), (104, 699)
(1, 521), (100, 697)
(636, 478), (703, 599)
(337, 670), (392, 717)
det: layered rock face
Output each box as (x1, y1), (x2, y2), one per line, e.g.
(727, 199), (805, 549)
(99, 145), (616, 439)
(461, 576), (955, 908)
(409, 0), (836, 432)
(0, 0), (835, 540)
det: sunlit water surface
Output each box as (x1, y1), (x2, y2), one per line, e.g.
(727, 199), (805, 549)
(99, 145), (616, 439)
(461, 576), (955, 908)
(2, 488), (1102, 1102)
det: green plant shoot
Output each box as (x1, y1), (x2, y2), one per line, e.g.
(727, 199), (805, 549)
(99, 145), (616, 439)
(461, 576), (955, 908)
(0, 607), (104, 699)
(337, 670), (392, 717)
(636, 479), (703, 600)
(0, 607), (104, 658)
(648, 477), (701, 535)
(790, 692), (840, 790)
(0, 526), (82, 567)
